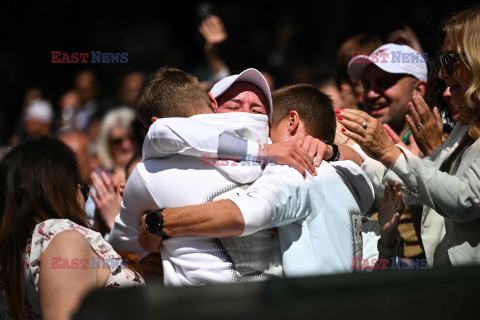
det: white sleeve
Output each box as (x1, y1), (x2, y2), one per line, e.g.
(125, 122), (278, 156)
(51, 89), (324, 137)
(142, 117), (260, 162)
(107, 167), (158, 261)
(229, 165), (310, 236)
(142, 117), (222, 161)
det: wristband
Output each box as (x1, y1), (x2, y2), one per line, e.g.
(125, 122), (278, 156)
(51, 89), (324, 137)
(322, 140), (340, 161)
(259, 143), (266, 167)
(265, 144), (270, 165)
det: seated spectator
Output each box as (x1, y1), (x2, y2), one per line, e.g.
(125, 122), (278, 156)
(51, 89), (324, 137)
(0, 137), (143, 320)
(24, 99), (55, 141)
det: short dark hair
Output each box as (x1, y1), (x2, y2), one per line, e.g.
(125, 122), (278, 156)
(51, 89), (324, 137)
(271, 84), (336, 141)
(334, 33), (382, 87)
(136, 67), (213, 128)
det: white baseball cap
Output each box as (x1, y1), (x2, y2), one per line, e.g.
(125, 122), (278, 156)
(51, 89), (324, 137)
(347, 43), (427, 82)
(210, 68), (273, 118)
(24, 99), (54, 124)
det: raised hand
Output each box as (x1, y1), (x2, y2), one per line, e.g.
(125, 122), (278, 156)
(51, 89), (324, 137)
(90, 171), (122, 231)
(382, 124), (422, 157)
(406, 96), (444, 156)
(337, 109), (401, 167)
(378, 182), (405, 247)
(199, 15), (228, 48)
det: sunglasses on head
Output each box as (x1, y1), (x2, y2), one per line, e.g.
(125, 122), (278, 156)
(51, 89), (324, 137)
(437, 51), (465, 74)
(79, 182), (90, 202)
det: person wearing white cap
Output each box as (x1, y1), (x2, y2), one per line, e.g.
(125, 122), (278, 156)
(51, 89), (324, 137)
(345, 44), (428, 260)
(209, 68), (273, 118)
(24, 99), (54, 141)
(348, 43), (427, 148)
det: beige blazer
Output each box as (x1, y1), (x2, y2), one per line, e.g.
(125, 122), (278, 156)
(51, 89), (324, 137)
(363, 120), (480, 267)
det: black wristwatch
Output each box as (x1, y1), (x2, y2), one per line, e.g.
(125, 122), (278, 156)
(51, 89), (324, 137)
(145, 209), (170, 240)
(322, 140), (340, 161)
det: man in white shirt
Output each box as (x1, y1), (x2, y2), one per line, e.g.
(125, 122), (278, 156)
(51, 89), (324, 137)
(138, 84), (374, 277)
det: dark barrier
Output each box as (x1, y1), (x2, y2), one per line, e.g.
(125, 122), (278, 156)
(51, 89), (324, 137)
(74, 266), (480, 320)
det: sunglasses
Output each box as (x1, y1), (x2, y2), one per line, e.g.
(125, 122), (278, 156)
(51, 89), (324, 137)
(110, 136), (134, 146)
(437, 51), (465, 74)
(79, 182), (90, 202)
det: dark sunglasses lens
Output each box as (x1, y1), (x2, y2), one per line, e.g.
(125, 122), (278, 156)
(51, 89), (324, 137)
(439, 53), (453, 74)
(111, 139), (123, 145)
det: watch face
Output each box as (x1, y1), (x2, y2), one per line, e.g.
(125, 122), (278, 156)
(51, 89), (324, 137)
(145, 211), (160, 232)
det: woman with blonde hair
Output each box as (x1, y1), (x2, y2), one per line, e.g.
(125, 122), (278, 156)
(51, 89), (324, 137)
(338, 5), (480, 267)
(95, 107), (138, 184)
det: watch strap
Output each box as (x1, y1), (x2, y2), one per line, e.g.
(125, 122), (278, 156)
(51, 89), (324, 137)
(377, 238), (401, 257)
(322, 140), (340, 161)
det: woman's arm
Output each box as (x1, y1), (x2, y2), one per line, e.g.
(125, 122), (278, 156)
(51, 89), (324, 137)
(39, 230), (99, 320)
(386, 144), (480, 222)
(339, 108), (480, 222)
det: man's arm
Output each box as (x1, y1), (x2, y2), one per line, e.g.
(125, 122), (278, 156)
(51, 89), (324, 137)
(164, 200), (244, 237)
(138, 165), (309, 251)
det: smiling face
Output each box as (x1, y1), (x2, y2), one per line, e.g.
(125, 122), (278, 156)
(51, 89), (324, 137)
(361, 65), (419, 132)
(215, 82), (269, 116)
(442, 86), (460, 122)
(438, 36), (473, 108)
(109, 125), (136, 169)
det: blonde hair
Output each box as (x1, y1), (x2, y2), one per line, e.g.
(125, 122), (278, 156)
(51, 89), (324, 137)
(443, 6), (480, 139)
(96, 107), (136, 170)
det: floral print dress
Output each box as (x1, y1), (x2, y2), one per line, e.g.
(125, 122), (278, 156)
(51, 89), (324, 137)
(0, 219), (144, 319)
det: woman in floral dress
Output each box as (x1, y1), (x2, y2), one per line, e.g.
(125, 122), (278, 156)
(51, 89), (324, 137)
(0, 137), (144, 320)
